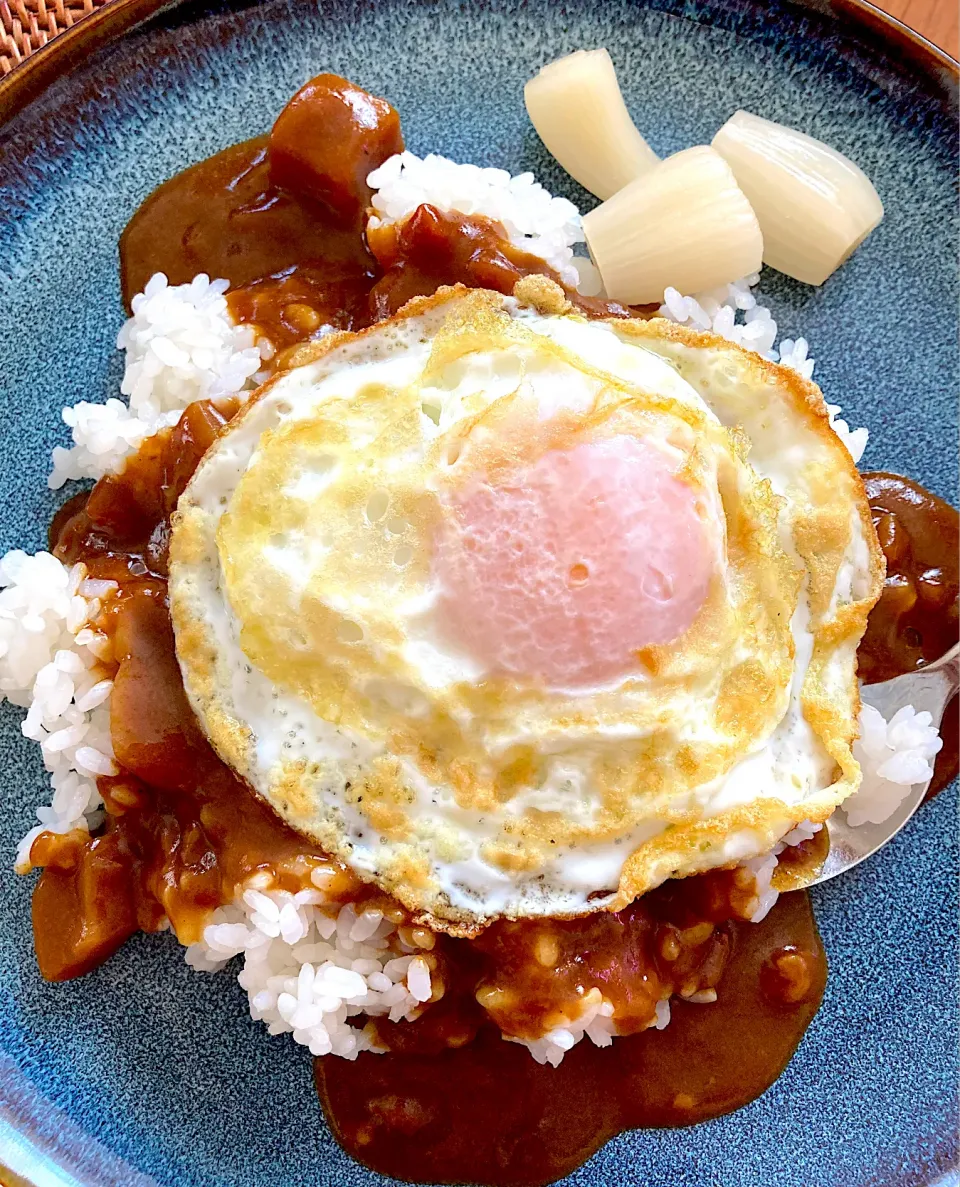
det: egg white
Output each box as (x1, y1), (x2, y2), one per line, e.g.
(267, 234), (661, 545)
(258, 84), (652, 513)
(170, 286), (882, 929)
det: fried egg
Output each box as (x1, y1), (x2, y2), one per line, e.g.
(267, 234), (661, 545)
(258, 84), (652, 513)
(170, 283), (883, 931)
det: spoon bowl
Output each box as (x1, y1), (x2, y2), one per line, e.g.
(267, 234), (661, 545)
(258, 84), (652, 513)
(810, 642), (959, 886)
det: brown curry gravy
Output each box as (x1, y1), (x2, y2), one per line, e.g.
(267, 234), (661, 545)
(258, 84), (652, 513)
(318, 892), (824, 1187)
(119, 75), (626, 363)
(859, 472), (959, 800)
(25, 73), (959, 1187)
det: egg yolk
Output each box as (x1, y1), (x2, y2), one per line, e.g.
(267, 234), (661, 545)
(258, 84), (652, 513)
(435, 436), (715, 687)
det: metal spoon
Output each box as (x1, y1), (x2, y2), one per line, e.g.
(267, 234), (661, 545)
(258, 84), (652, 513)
(809, 641), (959, 886)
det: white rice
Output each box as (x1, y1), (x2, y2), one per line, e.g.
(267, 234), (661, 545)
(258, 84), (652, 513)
(181, 847), (790, 1066)
(367, 151), (588, 290)
(659, 276), (869, 463)
(49, 274), (262, 489)
(775, 819), (824, 851)
(0, 552), (117, 874)
(661, 275), (780, 359)
(3, 544), (945, 1063)
(185, 888), (426, 1060)
(824, 403), (870, 465)
(6, 166), (943, 1066)
(741, 851), (781, 923)
(845, 703), (944, 825)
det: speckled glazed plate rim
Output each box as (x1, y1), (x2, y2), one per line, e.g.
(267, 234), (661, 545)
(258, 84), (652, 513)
(0, 1), (957, 1186)
(0, 0), (955, 130)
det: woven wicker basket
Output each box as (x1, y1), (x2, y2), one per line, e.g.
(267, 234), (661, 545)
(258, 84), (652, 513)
(1, 0), (111, 75)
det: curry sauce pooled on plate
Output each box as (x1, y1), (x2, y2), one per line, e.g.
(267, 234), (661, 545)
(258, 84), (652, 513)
(11, 68), (958, 1187)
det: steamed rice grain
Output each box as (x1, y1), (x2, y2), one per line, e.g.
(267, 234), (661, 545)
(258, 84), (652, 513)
(49, 274), (262, 489)
(2, 552), (117, 873)
(846, 704), (943, 825)
(368, 151), (585, 288)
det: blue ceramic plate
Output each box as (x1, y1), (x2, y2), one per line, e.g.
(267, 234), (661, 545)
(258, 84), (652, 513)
(0, 1), (957, 1184)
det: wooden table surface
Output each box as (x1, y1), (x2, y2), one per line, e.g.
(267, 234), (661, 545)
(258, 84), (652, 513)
(873, 0), (959, 58)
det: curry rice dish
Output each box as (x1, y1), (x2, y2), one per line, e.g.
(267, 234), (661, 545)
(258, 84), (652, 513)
(7, 67), (957, 1187)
